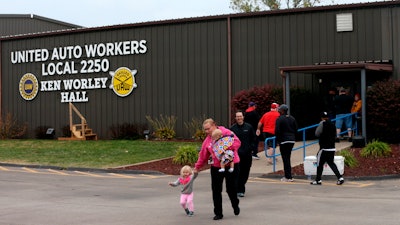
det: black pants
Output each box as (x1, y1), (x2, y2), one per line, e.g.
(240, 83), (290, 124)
(237, 153), (252, 194)
(316, 150), (341, 181)
(252, 139), (260, 156)
(280, 143), (294, 179)
(210, 163), (239, 217)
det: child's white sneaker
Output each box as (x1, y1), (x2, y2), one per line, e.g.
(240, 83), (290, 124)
(218, 168), (225, 172)
(228, 168), (234, 173)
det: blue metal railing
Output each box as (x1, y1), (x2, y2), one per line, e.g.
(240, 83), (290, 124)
(264, 113), (357, 172)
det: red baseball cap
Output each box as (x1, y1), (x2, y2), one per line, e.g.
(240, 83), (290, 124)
(271, 103), (279, 109)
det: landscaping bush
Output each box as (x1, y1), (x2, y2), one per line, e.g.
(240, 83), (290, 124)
(366, 79), (400, 143)
(109, 122), (148, 140)
(146, 114), (176, 140)
(338, 149), (358, 168)
(172, 145), (199, 165)
(361, 139), (391, 158)
(231, 84), (323, 140)
(231, 84), (283, 119)
(0, 112), (27, 139)
(184, 115), (207, 141)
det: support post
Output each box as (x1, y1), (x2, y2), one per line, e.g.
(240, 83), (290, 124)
(285, 72), (291, 114)
(361, 69), (367, 141)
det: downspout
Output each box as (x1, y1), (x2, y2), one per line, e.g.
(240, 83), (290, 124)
(227, 17), (232, 124)
(0, 40), (2, 119)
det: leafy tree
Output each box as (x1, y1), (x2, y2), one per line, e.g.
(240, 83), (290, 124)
(230, 0), (326, 12)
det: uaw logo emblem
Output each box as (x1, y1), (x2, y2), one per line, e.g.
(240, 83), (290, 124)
(19, 73), (39, 101)
(109, 67), (137, 97)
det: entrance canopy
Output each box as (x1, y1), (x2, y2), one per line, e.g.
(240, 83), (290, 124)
(279, 60), (393, 141)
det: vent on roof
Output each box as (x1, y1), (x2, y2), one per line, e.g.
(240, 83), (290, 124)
(336, 13), (353, 32)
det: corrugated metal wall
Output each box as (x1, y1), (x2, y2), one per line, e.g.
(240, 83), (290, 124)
(1, 3), (400, 139)
(229, 6), (398, 95)
(1, 19), (230, 138)
(0, 14), (81, 37)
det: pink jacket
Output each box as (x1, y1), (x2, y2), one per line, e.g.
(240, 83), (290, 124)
(195, 126), (241, 170)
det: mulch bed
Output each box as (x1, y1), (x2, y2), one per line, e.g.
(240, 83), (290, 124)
(116, 145), (400, 177)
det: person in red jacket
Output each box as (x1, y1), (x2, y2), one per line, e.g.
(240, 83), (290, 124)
(194, 118), (241, 220)
(256, 103), (280, 164)
(244, 102), (261, 159)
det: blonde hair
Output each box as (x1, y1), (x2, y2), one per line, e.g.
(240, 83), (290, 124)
(180, 165), (193, 176)
(203, 118), (215, 126)
(211, 128), (223, 140)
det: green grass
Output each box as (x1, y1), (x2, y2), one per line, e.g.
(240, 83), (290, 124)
(0, 140), (201, 169)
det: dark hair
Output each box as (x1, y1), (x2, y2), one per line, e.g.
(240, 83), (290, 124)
(235, 110), (244, 116)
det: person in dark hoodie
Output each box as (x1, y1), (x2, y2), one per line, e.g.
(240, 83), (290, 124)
(310, 112), (345, 185)
(275, 104), (298, 182)
(244, 102), (261, 159)
(231, 110), (257, 198)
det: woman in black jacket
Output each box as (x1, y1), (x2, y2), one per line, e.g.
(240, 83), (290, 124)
(275, 104), (298, 182)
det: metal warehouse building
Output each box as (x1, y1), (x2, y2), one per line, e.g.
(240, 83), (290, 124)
(0, 1), (399, 139)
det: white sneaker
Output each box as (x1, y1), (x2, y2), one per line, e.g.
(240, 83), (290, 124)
(218, 168), (225, 172)
(228, 168), (234, 173)
(280, 177), (294, 182)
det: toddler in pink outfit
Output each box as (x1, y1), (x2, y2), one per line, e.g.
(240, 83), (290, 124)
(168, 165), (198, 216)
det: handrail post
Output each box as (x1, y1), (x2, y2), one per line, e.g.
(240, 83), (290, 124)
(272, 138), (276, 172)
(302, 129), (306, 160)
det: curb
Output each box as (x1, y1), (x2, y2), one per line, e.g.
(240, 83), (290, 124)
(258, 173), (400, 181)
(0, 162), (165, 175)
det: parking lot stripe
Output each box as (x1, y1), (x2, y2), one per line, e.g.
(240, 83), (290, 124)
(22, 167), (39, 173)
(0, 166), (9, 171)
(48, 169), (69, 175)
(74, 171), (106, 177)
(108, 173), (137, 178)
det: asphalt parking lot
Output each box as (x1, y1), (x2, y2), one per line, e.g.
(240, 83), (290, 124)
(0, 166), (399, 225)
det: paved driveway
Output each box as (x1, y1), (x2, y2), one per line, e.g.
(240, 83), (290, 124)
(0, 166), (399, 225)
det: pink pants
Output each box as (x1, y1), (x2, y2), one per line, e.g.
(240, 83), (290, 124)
(180, 192), (194, 211)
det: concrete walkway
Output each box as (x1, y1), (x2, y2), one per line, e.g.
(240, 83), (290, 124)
(249, 140), (353, 176)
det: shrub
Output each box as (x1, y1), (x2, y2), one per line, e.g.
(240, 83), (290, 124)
(145, 114), (176, 140)
(184, 115), (206, 141)
(338, 149), (358, 168)
(231, 84), (323, 139)
(0, 112), (27, 139)
(366, 79), (400, 143)
(231, 84), (283, 119)
(109, 122), (148, 140)
(361, 139), (391, 158)
(172, 145), (199, 165)
(61, 125), (71, 137)
(35, 126), (55, 139)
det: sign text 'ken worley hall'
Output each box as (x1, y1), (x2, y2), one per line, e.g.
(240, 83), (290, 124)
(12, 39), (147, 103)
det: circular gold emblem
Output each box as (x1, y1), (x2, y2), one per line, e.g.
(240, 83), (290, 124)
(19, 73), (39, 101)
(109, 67), (137, 97)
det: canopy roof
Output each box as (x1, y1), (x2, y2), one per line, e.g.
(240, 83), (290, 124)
(279, 60), (393, 75)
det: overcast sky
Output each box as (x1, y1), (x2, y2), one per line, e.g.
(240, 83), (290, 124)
(0, 0), (382, 27)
